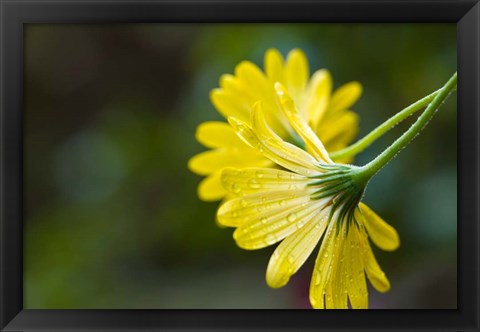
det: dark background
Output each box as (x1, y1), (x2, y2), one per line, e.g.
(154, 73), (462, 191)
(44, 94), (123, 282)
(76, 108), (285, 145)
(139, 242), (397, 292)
(24, 23), (456, 309)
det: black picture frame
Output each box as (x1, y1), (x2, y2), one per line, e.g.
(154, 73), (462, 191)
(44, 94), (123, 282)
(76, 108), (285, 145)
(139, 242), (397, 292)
(1, 0), (478, 331)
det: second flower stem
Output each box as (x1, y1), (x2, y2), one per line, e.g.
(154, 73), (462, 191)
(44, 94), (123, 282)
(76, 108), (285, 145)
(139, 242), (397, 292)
(330, 87), (443, 160)
(354, 72), (457, 184)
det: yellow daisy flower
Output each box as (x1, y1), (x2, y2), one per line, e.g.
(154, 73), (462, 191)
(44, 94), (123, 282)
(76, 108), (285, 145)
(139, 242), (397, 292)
(217, 84), (399, 309)
(188, 48), (362, 201)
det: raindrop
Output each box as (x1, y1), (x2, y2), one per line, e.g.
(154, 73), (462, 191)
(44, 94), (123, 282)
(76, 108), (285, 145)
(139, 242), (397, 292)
(256, 170), (264, 178)
(248, 178), (261, 189)
(287, 213), (297, 222)
(237, 124), (246, 134)
(231, 183), (241, 193)
(314, 273), (321, 285)
(260, 217), (268, 224)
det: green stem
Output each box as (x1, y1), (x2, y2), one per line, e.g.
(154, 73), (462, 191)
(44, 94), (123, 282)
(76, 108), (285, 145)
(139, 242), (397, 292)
(330, 88), (442, 160)
(354, 72), (457, 184)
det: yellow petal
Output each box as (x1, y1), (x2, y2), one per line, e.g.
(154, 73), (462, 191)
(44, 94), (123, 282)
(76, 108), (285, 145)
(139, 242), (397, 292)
(228, 112), (317, 176)
(188, 148), (267, 176)
(195, 121), (243, 149)
(235, 61), (291, 138)
(328, 81), (362, 114)
(214, 194), (237, 228)
(215, 67), (289, 138)
(285, 49), (309, 102)
(363, 239), (391, 293)
(264, 48), (285, 84)
(266, 210), (328, 288)
(275, 82), (333, 164)
(305, 69), (332, 128)
(234, 61), (270, 98)
(310, 220), (337, 309)
(250, 103), (321, 175)
(210, 88), (251, 123)
(220, 167), (308, 195)
(217, 188), (316, 227)
(219, 74), (258, 105)
(346, 224), (368, 309)
(197, 172), (227, 201)
(330, 223), (349, 309)
(319, 110), (359, 150)
(358, 203), (400, 251)
(233, 199), (326, 250)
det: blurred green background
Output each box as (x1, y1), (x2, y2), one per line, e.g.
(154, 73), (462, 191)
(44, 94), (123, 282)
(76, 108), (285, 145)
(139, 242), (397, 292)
(24, 24), (457, 309)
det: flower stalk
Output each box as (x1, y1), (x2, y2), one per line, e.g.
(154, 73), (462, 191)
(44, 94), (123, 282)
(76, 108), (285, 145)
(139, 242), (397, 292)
(353, 72), (457, 184)
(329, 87), (443, 160)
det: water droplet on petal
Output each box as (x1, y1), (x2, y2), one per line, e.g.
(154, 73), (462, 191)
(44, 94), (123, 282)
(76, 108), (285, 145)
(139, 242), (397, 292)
(260, 217), (268, 224)
(231, 183), (241, 193)
(256, 170), (264, 178)
(287, 213), (297, 222)
(314, 273), (321, 285)
(248, 178), (261, 189)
